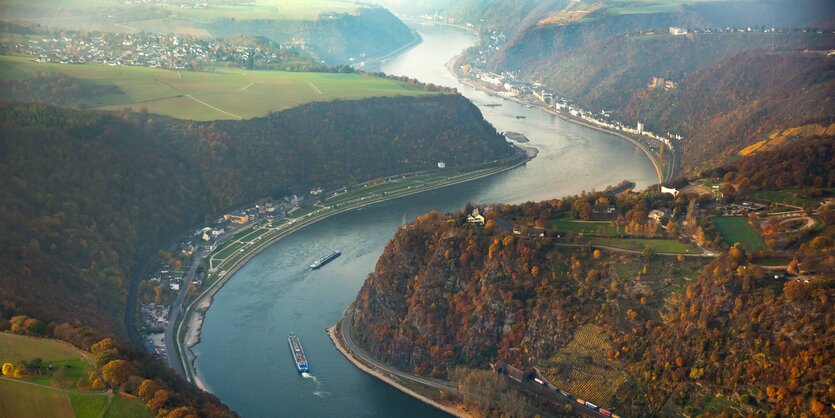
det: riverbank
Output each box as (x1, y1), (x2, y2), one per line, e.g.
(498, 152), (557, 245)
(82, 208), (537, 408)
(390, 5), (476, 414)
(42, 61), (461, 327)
(328, 324), (472, 418)
(366, 27), (423, 69)
(175, 155), (533, 389)
(446, 58), (666, 185)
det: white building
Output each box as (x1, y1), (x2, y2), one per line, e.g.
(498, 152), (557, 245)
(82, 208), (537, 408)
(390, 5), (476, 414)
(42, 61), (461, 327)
(669, 27), (687, 36)
(661, 186), (679, 197)
(437, 161), (446, 169)
(637, 121), (645, 133)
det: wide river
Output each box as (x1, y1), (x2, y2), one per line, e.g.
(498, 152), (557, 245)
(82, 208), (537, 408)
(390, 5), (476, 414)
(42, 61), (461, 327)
(193, 24), (656, 417)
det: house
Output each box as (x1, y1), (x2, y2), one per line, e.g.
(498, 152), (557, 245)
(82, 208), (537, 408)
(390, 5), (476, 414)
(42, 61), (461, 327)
(437, 161), (446, 169)
(669, 27), (687, 36)
(467, 208), (485, 225)
(649, 208), (673, 222)
(211, 227), (225, 237)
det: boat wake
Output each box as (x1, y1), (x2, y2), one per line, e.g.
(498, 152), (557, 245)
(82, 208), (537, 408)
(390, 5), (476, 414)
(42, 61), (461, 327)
(301, 372), (330, 397)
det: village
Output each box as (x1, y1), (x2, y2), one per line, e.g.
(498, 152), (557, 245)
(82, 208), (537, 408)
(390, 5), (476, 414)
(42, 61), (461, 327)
(137, 191), (310, 359)
(1, 28), (306, 70)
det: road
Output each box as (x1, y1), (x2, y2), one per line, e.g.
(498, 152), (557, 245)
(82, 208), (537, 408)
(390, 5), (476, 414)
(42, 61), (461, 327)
(162, 251), (202, 376)
(163, 222), (253, 376)
(339, 309), (610, 418)
(340, 308), (453, 391)
(664, 141), (681, 182)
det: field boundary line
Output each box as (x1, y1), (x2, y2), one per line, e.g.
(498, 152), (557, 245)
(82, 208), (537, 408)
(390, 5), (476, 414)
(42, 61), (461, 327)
(306, 81), (322, 95)
(185, 95), (242, 120)
(238, 79), (254, 92)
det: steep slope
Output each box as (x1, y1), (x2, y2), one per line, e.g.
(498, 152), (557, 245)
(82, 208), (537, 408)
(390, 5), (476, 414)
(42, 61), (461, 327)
(206, 7), (416, 64)
(621, 51), (835, 170)
(0, 95), (512, 336)
(524, 32), (833, 114)
(489, 0), (834, 73)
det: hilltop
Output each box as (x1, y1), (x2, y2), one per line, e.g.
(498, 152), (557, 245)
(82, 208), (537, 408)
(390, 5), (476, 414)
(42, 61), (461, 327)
(0, 56), (443, 121)
(349, 137), (834, 416)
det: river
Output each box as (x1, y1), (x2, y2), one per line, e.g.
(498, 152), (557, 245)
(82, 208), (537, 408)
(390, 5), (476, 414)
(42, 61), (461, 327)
(191, 23), (657, 417)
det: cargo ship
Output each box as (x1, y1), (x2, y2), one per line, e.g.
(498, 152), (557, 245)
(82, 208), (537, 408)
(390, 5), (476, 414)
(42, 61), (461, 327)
(310, 250), (340, 269)
(288, 333), (309, 373)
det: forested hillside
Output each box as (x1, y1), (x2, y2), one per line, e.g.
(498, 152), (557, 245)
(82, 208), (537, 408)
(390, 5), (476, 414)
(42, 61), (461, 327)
(351, 138), (834, 416)
(523, 32), (833, 117)
(621, 51), (835, 170)
(0, 95), (512, 336)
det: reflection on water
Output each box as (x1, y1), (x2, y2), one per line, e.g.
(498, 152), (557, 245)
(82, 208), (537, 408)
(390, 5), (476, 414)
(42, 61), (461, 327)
(193, 24), (656, 418)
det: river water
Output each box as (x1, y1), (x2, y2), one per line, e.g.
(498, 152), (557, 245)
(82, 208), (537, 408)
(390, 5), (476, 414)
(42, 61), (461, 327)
(192, 24), (656, 417)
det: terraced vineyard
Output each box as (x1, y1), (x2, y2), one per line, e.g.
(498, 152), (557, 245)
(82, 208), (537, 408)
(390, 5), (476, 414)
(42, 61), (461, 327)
(538, 324), (627, 406)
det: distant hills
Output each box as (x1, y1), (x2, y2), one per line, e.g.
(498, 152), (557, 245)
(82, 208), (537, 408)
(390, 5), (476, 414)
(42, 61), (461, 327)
(0, 95), (513, 336)
(0, 0), (415, 65)
(455, 0), (835, 170)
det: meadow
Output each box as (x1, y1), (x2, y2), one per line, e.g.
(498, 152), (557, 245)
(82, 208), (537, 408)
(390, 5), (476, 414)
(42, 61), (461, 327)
(0, 56), (437, 121)
(0, 333), (152, 418)
(547, 213), (620, 236)
(580, 236), (701, 254)
(710, 216), (768, 251)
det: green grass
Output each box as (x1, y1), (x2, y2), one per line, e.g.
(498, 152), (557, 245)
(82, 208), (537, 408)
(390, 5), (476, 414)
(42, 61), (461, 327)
(710, 216), (768, 252)
(748, 189), (820, 207)
(0, 379), (77, 418)
(753, 257), (789, 267)
(213, 241), (246, 261)
(68, 392), (109, 418)
(287, 205), (322, 219)
(0, 55), (438, 121)
(103, 395), (155, 418)
(547, 213), (620, 236)
(581, 237), (700, 254)
(28, 359), (90, 389)
(607, 0), (724, 15)
(237, 227), (270, 243)
(0, 332), (85, 364)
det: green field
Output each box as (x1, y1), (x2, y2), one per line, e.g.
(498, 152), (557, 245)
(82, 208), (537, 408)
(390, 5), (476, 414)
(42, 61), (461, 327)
(748, 189), (823, 208)
(547, 213), (620, 236)
(0, 56), (437, 121)
(4, 0), (360, 28)
(0, 333), (152, 418)
(581, 237), (701, 254)
(711, 216), (768, 251)
(0, 333), (95, 390)
(0, 332), (85, 364)
(608, 0), (725, 15)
